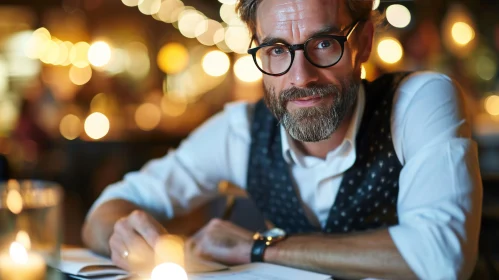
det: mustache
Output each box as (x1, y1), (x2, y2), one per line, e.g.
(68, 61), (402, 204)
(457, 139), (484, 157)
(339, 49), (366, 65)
(279, 84), (340, 104)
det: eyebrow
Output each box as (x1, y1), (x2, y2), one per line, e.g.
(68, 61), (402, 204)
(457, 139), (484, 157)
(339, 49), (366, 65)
(260, 25), (342, 45)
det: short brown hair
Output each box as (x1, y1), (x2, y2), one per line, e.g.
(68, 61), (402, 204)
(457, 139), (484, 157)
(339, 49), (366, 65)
(236, 0), (381, 37)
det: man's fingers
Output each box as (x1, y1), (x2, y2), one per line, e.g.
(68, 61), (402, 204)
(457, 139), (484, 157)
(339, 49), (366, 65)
(114, 215), (155, 268)
(128, 210), (165, 248)
(109, 234), (129, 270)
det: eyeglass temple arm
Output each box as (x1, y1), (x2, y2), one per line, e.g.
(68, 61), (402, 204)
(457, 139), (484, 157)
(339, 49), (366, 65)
(346, 21), (360, 40)
(248, 35), (256, 49)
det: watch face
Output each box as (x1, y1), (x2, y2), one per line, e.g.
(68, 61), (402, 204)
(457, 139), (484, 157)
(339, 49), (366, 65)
(263, 228), (286, 238)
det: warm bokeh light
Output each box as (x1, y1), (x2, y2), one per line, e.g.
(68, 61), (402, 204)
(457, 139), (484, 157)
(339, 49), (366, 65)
(6, 31), (41, 77)
(234, 55), (262, 82)
(69, 65), (92, 85)
(361, 65), (367, 79)
(372, 0), (380, 10)
(103, 48), (126, 75)
(16, 231), (31, 251)
(151, 263), (187, 280)
(157, 0), (185, 23)
(122, 0), (144, 7)
(24, 28), (51, 59)
(161, 95), (187, 117)
(220, 3), (238, 24)
(125, 42), (150, 79)
(452, 22), (475, 46)
(70, 42), (90, 68)
(202, 50), (230, 77)
(0, 101), (19, 132)
(196, 20), (223, 46)
(377, 38), (403, 64)
(88, 41), (112, 67)
(10, 242), (28, 264)
(0, 60), (6, 93)
(54, 41), (70, 66)
(485, 95), (499, 116)
(138, 0), (161, 15)
(84, 112), (110, 140)
(225, 23), (252, 54)
(6, 189), (23, 214)
(476, 56), (497, 81)
(60, 41), (74, 66)
(178, 10), (206, 38)
(39, 40), (60, 64)
(60, 114), (82, 140)
(213, 27), (225, 45)
(157, 43), (189, 74)
(135, 103), (162, 131)
(386, 4), (411, 28)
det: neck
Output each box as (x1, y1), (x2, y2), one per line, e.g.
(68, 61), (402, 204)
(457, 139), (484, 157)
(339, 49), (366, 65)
(291, 107), (355, 159)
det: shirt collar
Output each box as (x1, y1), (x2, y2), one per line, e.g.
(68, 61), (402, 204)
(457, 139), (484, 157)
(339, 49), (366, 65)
(280, 83), (366, 166)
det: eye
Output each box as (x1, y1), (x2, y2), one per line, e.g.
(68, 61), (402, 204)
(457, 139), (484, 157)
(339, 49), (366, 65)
(316, 39), (333, 49)
(266, 46), (287, 56)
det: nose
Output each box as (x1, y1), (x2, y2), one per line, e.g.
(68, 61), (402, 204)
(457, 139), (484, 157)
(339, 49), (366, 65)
(288, 51), (320, 88)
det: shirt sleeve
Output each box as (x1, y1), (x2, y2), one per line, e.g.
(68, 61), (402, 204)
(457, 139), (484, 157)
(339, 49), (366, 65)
(388, 72), (483, 280)
(87, 102), (253, 220)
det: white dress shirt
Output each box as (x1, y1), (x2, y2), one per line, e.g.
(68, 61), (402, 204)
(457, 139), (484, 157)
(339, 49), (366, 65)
(89, 72), (482, 280)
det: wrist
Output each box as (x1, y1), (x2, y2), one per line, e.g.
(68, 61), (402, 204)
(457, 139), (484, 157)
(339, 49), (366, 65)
(262, 242), (280, 262)
(250, 228), (287, 263)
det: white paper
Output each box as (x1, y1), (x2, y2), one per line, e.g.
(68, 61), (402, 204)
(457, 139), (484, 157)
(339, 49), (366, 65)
(58, 249), (128, 277)
(189, 263), (332, 280)
(57, 248), (228, 277)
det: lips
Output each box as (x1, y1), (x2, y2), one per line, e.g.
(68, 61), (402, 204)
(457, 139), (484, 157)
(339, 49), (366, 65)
(289, 95), (323, 107)
(293, 95), (321, 101)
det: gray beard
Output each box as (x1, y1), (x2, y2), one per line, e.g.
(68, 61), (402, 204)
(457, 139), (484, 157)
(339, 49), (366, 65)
(264, 80), (359, 142)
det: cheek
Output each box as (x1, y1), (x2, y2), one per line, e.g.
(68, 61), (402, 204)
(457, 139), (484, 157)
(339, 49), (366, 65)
(263, 76), (284, 95)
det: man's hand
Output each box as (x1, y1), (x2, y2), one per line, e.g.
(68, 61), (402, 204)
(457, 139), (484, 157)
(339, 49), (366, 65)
(109, 210), (167, 272)
(187, 218), (254, 265)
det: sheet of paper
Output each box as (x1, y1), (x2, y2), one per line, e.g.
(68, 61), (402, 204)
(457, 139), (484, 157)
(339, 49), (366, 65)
(57, 248), (228, 277)
(58, 249), (128, 277)
(189, 263), (332, 280)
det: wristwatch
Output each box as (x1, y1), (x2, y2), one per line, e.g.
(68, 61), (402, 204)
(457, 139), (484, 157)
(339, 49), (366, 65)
(251, 228), (287, 262)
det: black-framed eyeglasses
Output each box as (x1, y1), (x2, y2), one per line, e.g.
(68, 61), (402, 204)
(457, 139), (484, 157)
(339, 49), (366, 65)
(248, 21), (360, 76)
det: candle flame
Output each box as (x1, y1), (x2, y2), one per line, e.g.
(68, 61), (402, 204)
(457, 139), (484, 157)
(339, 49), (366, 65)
(16, 231), (31, 250)
(9, 242), (28, 265)
(151, 263), (188, 280)
(6, 189), (23, 214)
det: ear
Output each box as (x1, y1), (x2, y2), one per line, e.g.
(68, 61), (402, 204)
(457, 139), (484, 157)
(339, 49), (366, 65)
(356, 20), (374, 65)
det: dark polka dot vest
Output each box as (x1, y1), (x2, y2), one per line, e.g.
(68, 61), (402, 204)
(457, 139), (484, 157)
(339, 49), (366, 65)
(246, 72), (412, 234)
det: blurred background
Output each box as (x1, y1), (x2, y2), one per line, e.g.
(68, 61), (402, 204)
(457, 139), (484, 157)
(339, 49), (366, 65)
(0, 0), (498, 248)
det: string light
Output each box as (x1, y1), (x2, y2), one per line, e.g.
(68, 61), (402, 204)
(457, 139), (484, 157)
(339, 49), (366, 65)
(485, 95), (499, 116)
(70, 42), (91, 68)
(119, 0), (250, 54)
(60, 114), (82, 140)
(157, 43), (189, 74)
(202, 50), (230, 77)
(135, 103), (162, 131)
(234, 55), (262, 82)
(386, 4), (411, 28)
(451, 22), (475, 46)
(377, 38), (403, 64)
(69, 65), (92, 85)
(88, 41), (112, 67)
(84, 112), (110, 140)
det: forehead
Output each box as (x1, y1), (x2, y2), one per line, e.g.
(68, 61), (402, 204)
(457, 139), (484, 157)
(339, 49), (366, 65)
(255, 0), (351, 40)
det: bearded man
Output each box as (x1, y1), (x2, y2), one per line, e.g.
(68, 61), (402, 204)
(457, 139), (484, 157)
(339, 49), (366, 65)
(83, 1), (482, 279)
